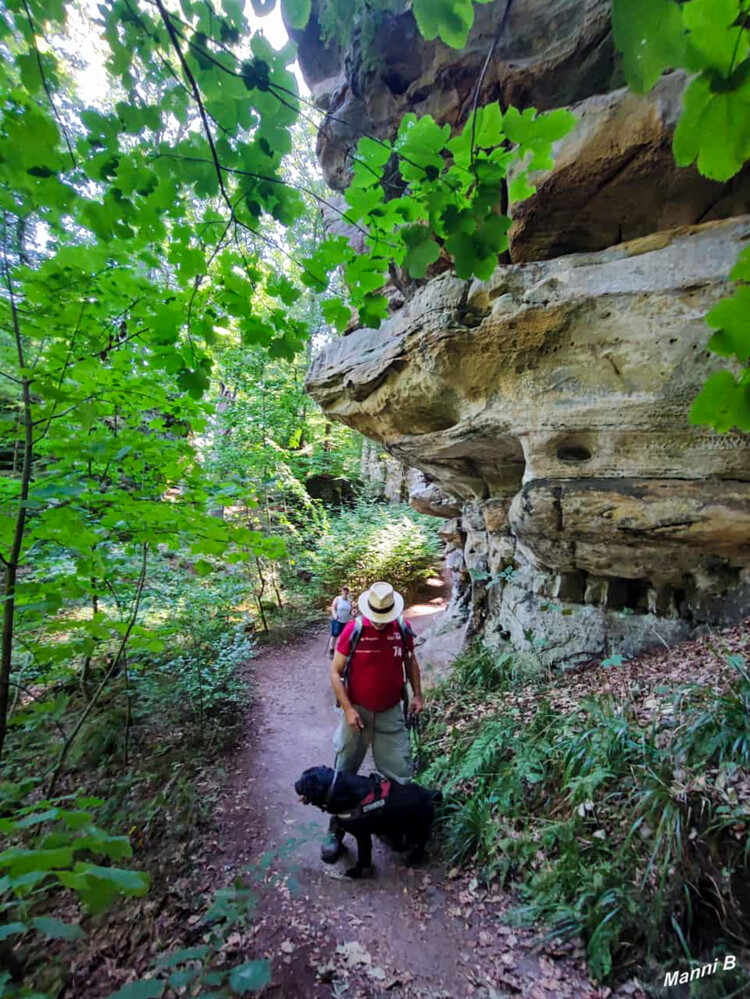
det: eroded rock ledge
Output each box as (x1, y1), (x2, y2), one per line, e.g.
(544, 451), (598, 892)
(291, 0), (617, 190)
(307, 218), (750, 661)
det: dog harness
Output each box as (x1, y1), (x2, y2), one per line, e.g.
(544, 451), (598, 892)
(331, 779), (392, 821)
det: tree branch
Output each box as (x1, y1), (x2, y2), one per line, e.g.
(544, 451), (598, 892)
(20, 0), (77, 168)
(46, 543), (149, 794)
(469, 0), (515, 168)
(0, 221), (35, 766)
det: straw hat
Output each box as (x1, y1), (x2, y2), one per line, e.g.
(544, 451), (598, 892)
(358, 581), (404, 624)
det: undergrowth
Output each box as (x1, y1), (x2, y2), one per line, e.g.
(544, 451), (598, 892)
(420, 639), (750, 988)
(291, 503), (441, 603)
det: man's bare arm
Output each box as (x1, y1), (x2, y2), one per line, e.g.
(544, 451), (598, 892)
(331, 650), (364, 730)
(405, 649), (424, 714)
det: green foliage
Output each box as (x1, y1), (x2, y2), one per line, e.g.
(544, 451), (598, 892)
(298, 502), (440, 602)
(451, 642), (544, 692)
(0, 791), (147, 987)
(611, 0), (688, 93)
(613, 0), (750, 431)
(99, 842), (312, 999)
(103, 982), (164, 999)
(0, 0), (568, 990)
(316, 0), (495, 55)
(280, 0), (312, 31)
(413, 0), (478, 50)
(421, 646), (750, 983)
(312, 99), (575, 297)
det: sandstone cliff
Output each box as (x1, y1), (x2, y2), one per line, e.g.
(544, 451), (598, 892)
(301, 0), (750, 662)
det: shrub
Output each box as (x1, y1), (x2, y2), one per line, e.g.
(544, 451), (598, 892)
(295, 502), (441, 603)
(420, 645), (750, 985)
(452, 643), (545, 692)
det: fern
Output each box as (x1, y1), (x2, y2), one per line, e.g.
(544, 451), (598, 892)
(457, 719), (511, 783)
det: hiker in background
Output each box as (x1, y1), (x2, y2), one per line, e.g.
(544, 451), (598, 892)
(328, 585), (353, 659)
(321, 581), (424, 863)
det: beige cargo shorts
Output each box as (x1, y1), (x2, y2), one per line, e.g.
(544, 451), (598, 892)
(333, 702), (413, 783)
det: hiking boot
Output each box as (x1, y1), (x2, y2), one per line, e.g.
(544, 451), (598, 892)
(320, 820), (344, 863)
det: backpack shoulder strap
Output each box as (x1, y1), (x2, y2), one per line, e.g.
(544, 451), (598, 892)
(342, 615), (364, 686)
(396, 614), (414, 645)
(395, 614), (414, 680)
(396, 614), (414, 637)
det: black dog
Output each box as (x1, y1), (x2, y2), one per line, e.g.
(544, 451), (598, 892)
(295, 766), (442, 878)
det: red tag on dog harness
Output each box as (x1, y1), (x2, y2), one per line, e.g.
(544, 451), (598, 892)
(335, 780), (392, 820)
(360, 780), (391, 814)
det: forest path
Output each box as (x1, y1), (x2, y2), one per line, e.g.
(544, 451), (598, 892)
(212, 584), (613, 999)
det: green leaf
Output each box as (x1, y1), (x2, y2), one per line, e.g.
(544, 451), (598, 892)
(0, 847), (74, 876)
(358, 293), (389, 328)
(402, 225), (441, 279)
(321, 298), (352, 333)
(17, 52), (44, 94)
(357, 136), (392, 169)
(612, 0), (687, 93)
(15, 808), (62, 828)
(673, 73), (750, 181)
(157, 946), (210, 968)
(395, 114), (450, 184)
(445, 215), (509, 280)
(280, 0), (310, 30)
(101, 980), (165, 999)
(168, 969), (196, 989)
(690, 370), (750, 432)
(266, 274), (301, 305)
(31, 916), (86, 941)
(413, 0), (474, 49)
(76, 830), (133, 861)
(682, 0), (749, 76)
(706, 286), (750, 363)
(345, 253), (388, 297)
(0, 922), (26, 941)
(228, 960), (272, 993)
(508, 172), (536, 203)
(730, 247), (750, 281)
(57, 864), (150, 913)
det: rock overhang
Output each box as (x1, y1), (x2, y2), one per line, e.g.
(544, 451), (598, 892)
(307, 217), (750, 649)
(308, 217), (750, 492)
(299, 2), (750, 659)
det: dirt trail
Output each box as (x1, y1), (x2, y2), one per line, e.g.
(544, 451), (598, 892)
(213, 585), (629, 999)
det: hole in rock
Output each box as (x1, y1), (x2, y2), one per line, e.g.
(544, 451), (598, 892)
(606, 578), (650, 613)
(383, 71), (411, 95)
(557, 443), (593, 463)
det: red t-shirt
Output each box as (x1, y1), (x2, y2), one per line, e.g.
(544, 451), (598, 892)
(337, 617), (415, 713)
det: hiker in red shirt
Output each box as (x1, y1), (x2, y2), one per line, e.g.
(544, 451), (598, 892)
(321, 581), (424, 864)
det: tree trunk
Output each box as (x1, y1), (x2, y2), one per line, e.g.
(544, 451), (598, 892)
(0, 265), (33, 767)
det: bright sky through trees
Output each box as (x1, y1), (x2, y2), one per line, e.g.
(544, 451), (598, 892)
(69, 0), (302, 103)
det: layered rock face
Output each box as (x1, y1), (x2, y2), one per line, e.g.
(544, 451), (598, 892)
(301, 2), (750, 662)
(308, 219), (750, 658)
(509, 72), (750, 262)
(293, 0), (617, 190)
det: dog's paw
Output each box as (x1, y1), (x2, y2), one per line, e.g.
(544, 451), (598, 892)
(345, 864), (374, 879)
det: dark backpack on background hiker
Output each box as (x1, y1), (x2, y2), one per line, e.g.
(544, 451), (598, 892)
(338, 614), (415, 720)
